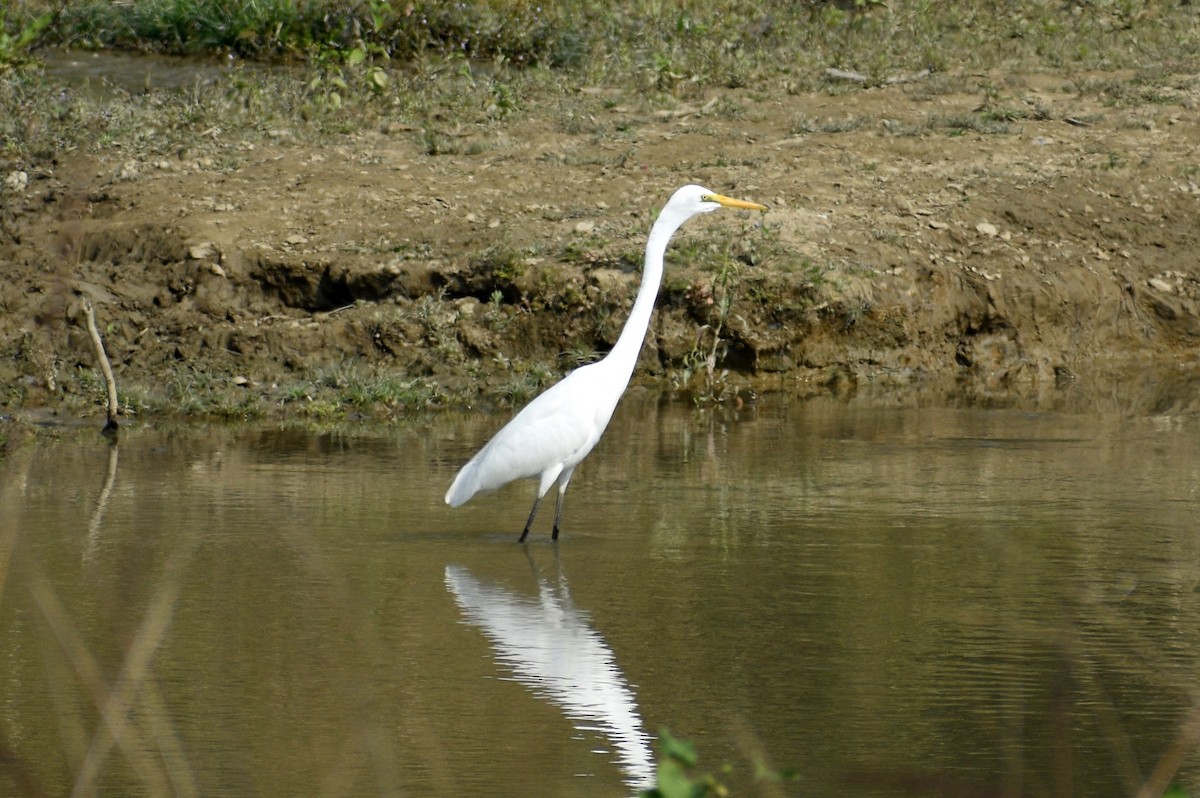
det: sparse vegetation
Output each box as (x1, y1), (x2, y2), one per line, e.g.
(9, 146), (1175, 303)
(1, 0), (1199, 419)
(0, 1), (1196, 160)
(675, 251), (745, 404)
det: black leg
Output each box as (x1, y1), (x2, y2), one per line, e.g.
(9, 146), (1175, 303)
(519, 494), (542, 543)
(551, 489), (566, 541)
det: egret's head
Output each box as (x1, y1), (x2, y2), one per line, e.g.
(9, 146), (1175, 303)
(669, 184), (769, 218)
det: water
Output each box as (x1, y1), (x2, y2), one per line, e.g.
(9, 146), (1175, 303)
(2, 392), (1199, 797)
(39, 49), (253, 97)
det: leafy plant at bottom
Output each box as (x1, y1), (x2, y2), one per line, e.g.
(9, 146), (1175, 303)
(640, 728), (727, 798)
(640, 728), (800, 798)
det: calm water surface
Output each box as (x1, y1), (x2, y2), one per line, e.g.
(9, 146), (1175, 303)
(2, 393), (1199, 797)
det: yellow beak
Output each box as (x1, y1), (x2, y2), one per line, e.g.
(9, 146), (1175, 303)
(708, 193), (769, 212)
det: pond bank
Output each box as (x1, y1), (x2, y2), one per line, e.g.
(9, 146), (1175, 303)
(2, 51), (1199, 424)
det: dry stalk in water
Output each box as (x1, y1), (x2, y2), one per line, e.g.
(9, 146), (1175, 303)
(81, 296), (119, 434)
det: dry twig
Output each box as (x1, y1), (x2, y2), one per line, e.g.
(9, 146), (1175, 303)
(81, 297), (119, 434)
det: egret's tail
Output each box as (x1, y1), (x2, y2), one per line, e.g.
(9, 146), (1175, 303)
(444, 461), (478, 507)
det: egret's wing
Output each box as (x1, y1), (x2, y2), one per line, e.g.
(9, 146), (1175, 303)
(445, 368), (613, 505)
(475, 389), (593, 482)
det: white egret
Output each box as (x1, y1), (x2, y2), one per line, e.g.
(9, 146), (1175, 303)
(445, 184), (768, 542)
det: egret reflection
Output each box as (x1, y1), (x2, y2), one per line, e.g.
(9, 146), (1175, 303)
(445, 560), (655, 791)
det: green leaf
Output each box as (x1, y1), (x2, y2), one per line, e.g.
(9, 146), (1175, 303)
(658, 728), (698, 768)
(345, 47), (366, 67)
(655, 759), (696, 798)
(368, 67), (389, 90)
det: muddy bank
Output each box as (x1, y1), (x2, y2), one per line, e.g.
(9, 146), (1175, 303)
(2, 67), (1200, 422)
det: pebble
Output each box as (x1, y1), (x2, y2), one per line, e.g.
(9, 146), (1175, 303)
(574, 220), (596, 234)
(114, 160), (141, 182)
(4, 170), (28, 192)
(1148, 277), (1174, 293)
(975, 222), (999, 237)
(188, 242), (216, 260)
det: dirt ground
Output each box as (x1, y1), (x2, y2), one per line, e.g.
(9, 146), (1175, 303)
(3, 65), (1200, 421)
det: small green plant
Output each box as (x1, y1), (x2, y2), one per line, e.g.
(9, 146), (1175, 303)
(561, 346), (600, 368)
(473, 246), (529, 296)
(640, 729), (726, 798)
(158, 367), (266, 419)
(496, 359), (554, 406)
(297, 37), (392, 118)
(278, 382), (313, 405)
(306, 364), (444, 415)
(649, 53), (684, 93)
(0, 9), (51, 70)
(678, 253), (743, 404)
(639, 728), (798, 798)
(307, 47), (350, 111)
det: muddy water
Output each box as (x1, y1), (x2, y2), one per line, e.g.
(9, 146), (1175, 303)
(2, 393), (1198, 796)
(39, 49), (277, 97)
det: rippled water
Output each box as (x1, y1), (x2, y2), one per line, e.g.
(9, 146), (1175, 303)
(2, 392), (1199, 796)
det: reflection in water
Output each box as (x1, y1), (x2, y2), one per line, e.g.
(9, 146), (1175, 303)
(445, 560), (655, 792)
(84, 440), (120, 562)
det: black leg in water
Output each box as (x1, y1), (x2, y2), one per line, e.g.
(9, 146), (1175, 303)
(518, 494), (542, 543)
(551, 490), (566, 542)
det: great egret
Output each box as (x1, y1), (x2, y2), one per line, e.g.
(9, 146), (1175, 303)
(445, 184), (768, 542)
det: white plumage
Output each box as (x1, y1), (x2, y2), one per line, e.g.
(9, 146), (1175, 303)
(445, 184), (767, 541)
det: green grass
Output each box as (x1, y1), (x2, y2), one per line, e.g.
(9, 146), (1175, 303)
(1, 1), (1197, 163)
(6, 1), (1200, 78)
(69, 364), (449, 421)
(283, 364), (446, 418)
(0, 6), (51, 69)
(9, 0), (587, 64)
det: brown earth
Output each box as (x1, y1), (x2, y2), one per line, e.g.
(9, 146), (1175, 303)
(3, 67), (1200, 421)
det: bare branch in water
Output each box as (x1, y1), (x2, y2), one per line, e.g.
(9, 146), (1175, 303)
(81, 297), (119, 435)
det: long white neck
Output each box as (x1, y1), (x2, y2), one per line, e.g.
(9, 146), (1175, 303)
(605, 209), (689, 378)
